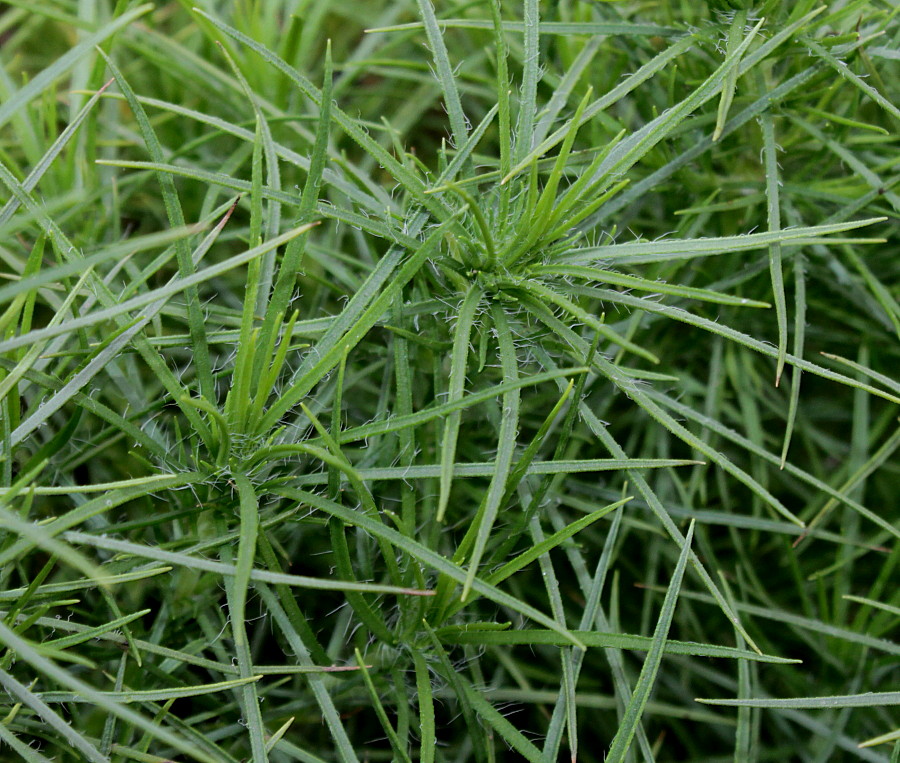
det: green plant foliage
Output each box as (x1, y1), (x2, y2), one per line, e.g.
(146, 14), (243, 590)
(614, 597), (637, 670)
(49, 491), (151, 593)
(0, 1), (898, 761)
(708, 0), (756, 12)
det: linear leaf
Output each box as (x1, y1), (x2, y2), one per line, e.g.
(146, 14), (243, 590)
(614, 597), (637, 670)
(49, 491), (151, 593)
(696, 692), (900, 709)
(606, 521), (695, 763)
(437, 284), (482, 521)
(461, 304), (519, 599)
(562, 219), (884, 266)
(0, 5), (151, 131)
(276, 487), (586, 648)
(0, 620), (219, 763)
(36, 676), (262, 704)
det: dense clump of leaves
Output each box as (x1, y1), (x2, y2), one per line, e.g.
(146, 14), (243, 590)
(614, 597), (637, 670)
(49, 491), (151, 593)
(0, 1), (898, 761)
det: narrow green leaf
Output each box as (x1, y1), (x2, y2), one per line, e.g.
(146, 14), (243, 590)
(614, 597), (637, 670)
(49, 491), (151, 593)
(265, 717), (295, 755)
(412, 652), (436, 763)
(253, 585), (360, 763)
(196, 9), (452, 223)
(437, 284), (483, 521)
(578, 286), (900, 406)
(215, 498), (267, 763)
(576, 19), (764, 187)
(649, 389), (900, 542)
(760, 110), (788, 384)
(696, 692), (900, 709)
(0, 221), (314, 357)
(420, 621), (489, 763)
(606, 521), (695, 763)
(485, 499), (629, 588)
(417, 0), (468, 151)
(230, 474), (260, 651)
(503, 36), (696, 181)
(11, 317), (148, 447)
(0, 621), (219, 763)
(0, 720), (55, 763)
(330, 519), (395, 644)
(100, 52), (214, 402)
(462, 680), (544, 762)
(335, 367), (586, 445)
(562, 218), (884, 266)
(291, 459), (694, 485)
(260, 42), (334, 370)
(515, 0), (540, 164)
(819, 352), (900, 397)
(859, 729), (900, 749)
(354, 650), (413, 763)
(367, 20), (681, 37)
(62, 531), (433, 596)
(0, 5), (151, 131)
(0, 505), (109, 586)
(461, 304), (519, 600)
(36, 676), (262, 704)
(0, 668), (108, 763)
(538, 264), (770, 307)
(276, 487), (586, 649)
(262, 217), (457, 432)
(45, 609), (151, 651)
(515, 279), (659, 364)
(713, 10), (748, 142)
(803, 37), (900, 124)
(843, 596), (900, 618)
(780, 254), (806, 467)
(488, 0), (511, 217)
